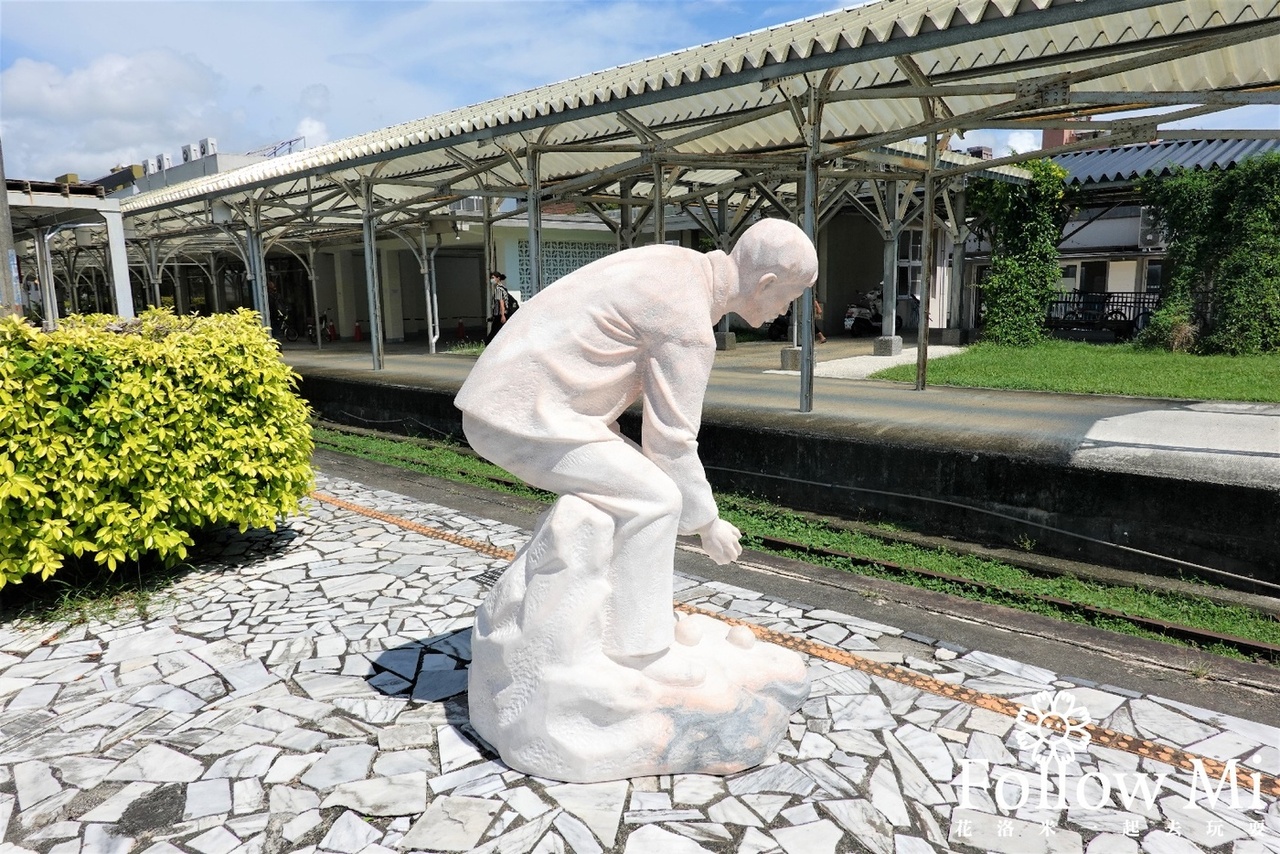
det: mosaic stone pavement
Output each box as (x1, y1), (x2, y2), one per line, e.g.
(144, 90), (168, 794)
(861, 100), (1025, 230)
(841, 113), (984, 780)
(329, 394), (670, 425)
(1, 473), (1278, 854)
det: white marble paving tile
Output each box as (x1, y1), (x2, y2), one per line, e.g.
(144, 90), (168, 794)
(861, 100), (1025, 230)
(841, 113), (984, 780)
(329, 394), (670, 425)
(740, 794), (792, 823)
(105, 744), (203, 782)
(398, 794), (500, 851)
(672, 775), (724, 806)
(184, 778), (232, 820)
(429, 758), (507, 794)
(545, 780), (629, 848)
(79, 782), (159, 823)
(298, 744), (376, 790)
(471, 810), (560, 854)
(25, 821), (80, 843)
(80, 824), (134, 854)
(553, 811), (605, 854)
(772, 818), (846, 854)
(728, 763), (816, 797)
(373, 748), (438, 778)
(262, 753), (320, 785)
(437, 724), (487, 773)
(963, 651), (1057, 686)
(231, 778), (264, 815)
(706, 795), (763, 827)
(186, 826), (240, 854)
(318, 809), (383, 853)
(1129, 700), (1219, 747)
(895, 724), (956, 782)
(736, 825), (782, 854)
(622, 823), (715, 853)
(13, 761), (60, 810)
(320, 771), (426, 816)
(868, 760), (911, 827)
(280, 808), (321, 842)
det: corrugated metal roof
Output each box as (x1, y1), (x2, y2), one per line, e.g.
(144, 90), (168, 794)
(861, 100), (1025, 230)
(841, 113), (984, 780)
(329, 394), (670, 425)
(1055, 138), (1280, 185)
(119, 0), (1280, 228)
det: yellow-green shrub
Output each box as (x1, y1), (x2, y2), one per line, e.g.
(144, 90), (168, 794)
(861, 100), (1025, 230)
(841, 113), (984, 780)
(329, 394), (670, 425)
(0, 309), (313, 587)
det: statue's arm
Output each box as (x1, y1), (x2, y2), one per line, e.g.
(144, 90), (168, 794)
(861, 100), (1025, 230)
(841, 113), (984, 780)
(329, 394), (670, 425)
(639, 339), (720, 536)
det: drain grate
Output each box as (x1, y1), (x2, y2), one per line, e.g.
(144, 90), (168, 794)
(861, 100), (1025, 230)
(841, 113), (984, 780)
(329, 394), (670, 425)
(475, 567), (505, 588)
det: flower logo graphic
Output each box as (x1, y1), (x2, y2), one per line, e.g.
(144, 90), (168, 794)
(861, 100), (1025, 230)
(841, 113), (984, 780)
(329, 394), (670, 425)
(1015, 690), (1092, 766)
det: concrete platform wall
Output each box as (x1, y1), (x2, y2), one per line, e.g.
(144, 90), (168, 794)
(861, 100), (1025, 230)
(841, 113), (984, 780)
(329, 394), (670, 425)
(299, 374), (1278, 588)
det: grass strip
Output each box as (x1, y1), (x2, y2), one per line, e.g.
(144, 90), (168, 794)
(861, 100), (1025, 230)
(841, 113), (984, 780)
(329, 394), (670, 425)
(0, 557), (181, 627)
(315, 426), (1280, 664)
(869, 340), (1280, 402)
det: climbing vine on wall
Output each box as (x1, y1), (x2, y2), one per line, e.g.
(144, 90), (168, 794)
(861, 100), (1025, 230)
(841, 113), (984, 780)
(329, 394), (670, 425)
(968, 159), (1074, 347)
(1137, 152), (1280, 355)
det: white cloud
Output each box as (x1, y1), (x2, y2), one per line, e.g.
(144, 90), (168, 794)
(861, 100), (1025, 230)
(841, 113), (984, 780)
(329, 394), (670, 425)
(295, 117), (329, 148)
(1006, 131), (1041, 155)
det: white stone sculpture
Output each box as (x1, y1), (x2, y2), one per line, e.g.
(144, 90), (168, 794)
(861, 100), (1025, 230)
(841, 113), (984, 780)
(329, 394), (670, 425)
(455, 218), (817, 783)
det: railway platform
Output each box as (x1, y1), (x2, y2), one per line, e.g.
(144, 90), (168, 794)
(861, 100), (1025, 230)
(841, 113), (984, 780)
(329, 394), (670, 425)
(280, 337), (1280, 587)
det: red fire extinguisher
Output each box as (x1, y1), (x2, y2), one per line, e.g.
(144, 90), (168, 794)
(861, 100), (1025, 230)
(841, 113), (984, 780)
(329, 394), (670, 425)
(353, 319), (363, 342)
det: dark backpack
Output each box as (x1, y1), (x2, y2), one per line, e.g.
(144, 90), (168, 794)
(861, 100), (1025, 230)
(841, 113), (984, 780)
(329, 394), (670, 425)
(503, 288), (519, 315)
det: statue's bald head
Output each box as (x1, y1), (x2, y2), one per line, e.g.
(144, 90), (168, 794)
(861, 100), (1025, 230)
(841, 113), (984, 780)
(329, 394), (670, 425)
(727, 219), (819, 327)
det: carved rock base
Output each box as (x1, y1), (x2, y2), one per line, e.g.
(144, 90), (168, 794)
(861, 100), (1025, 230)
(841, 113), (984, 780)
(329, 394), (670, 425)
(468, 496), (810, 783)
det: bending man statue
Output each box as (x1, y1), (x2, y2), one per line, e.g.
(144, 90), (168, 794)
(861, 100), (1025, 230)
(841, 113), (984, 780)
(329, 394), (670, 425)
(456, 218), (816, 783)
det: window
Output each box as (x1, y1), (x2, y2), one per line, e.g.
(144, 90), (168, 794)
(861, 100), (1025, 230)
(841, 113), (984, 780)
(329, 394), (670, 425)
(1059, 264), (1078, 291)
(1144, 260), (1164, 294)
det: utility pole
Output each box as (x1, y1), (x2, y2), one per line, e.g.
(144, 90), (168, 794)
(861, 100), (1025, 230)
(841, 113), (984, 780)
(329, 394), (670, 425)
(0, 137), (20, 317)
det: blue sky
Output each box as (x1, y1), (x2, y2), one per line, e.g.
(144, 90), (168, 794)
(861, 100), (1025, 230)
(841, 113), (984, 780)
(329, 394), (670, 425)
(2, 0), (1276, 182)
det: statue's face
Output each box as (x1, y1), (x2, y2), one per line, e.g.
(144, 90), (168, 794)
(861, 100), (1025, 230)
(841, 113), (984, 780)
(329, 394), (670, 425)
(734, 273), (811, 327)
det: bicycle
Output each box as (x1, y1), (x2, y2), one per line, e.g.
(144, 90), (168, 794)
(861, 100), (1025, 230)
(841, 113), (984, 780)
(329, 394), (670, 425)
(274, 307), (299, 342)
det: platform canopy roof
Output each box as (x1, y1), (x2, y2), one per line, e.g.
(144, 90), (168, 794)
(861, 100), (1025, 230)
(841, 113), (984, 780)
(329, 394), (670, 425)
(119, 0), (1280, 244)
(1055, 136), (1280, 186)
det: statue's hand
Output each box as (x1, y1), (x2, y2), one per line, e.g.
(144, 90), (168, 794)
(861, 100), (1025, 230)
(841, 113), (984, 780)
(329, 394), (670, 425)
(697, 518), (742, 565)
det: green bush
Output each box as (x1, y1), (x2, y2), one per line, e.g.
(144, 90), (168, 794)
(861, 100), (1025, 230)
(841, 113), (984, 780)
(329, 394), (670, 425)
(0, 309), (313, 587)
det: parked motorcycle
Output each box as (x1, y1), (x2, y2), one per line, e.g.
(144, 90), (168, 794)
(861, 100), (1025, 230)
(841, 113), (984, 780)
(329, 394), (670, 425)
(843, 290), (902, 336)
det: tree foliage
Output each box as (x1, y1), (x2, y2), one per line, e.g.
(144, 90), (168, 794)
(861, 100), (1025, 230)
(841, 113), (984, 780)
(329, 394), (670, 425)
(1138, 152), (1280, 354)
(968, 159), (1074, 347)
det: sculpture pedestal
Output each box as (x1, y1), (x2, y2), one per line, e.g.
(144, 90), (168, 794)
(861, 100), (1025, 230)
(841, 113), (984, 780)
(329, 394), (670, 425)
(469, 496), (810, 783)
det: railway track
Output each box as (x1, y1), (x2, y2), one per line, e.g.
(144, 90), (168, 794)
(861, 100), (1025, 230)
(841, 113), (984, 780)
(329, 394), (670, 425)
(312, 428), (1280, 666)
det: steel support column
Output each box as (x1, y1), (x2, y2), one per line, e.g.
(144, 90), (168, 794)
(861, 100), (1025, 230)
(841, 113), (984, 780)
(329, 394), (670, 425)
(916, 130), (939, 390)
(34, 227), (59, 330)
(361, 180), (386, 370)
(424, 228), (441, 355)
(653, 164), (666, 245)
(949, 186), (969, 334)
(716, 193), (731, 339)
(148, 238), (164, 312)
(244, 227), (269, 326)
(620, 179), (634, 250)
(876, 179), (902, 354)
(798, 131), (820, 413)
(526, 151), (543, 293)
(307, 243), (322, 350)
(208, 252), (223, 314)
(0, 138), (18, 317)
